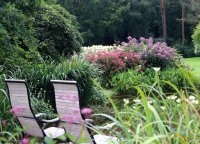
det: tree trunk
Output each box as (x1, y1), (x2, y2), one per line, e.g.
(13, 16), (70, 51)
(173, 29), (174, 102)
(191, 0), (195, 11)
(181, 2), (185, 44)
(160, 0), (167, 42)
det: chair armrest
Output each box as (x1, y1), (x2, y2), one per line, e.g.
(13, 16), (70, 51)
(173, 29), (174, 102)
(85, 119), (94, 123)
(41, 118), (60, 123)
(35, 113), (47, 118)
(35, 113), (60, 123)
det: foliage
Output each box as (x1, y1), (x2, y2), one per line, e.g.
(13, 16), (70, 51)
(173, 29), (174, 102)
(0, 65), (23, 141)
(0, 1), (83, 68)
(0, 4), (40, 69)
(1, 65), (200, 143)
(58, 0), (128, 45)
(33, 3), (83, 60)
(173, 42), (198, 57)
(87, 50), (141, 80)
(86, 37), (176, 88)
(7, 55), (103, 107)
(111, 67), (199, 96)
(111, 69), (146, 95)
(30, 93), (55, 120)
(192, 22), (200, 54)
(52, 55), (102, 106)
(81, 45), (115, 56)
(92, 67), (200, 143)
(59, 0), (200, 51)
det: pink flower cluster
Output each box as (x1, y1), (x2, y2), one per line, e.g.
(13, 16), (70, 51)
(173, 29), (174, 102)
(60, 114), (82, 124)
(81, 108), (93, 117)
(10, 106), (27, 116)
(87, 50), (141, 75)
(60, 108), (93, 123)
(123, 36), (174, 61)
(121, 36), (175, 68)
(87, 36), (175, 74)
(21, 138), (29, 144)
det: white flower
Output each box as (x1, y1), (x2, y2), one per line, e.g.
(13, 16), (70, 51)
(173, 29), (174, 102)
(167, 95), (177, 100)
(176, 98), (181, 103)
(153, 67), (160, 72)
(124, 56), (127, 60)
(191, 100), (199, 105)
(123, 99), (129, 105)
(160, 106), (165, 110)
(148, 101), (153, 104)
(96, 122), (116, 130)
(133, 99), (141, 103)
(189, 95), (196, 100)
(132, 106), (136, 109)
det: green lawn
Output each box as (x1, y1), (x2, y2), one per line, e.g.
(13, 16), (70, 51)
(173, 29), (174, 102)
(184, 57), (200, 77)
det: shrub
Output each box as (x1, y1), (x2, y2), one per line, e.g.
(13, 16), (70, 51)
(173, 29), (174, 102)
(121, 36), (175, 69)
(95, 73), (200, 144)
(87, 36), (176, 83)
(173, 42), (199, 57)
(33, 3), (83, 60)
(87, 50), (141, 79)
(0, 65), (22, 133)
(111, 69), (148, 95)
(0, 1), (83, 69)
(192, 22), (200, 54)
(81, 45), (115, 56)
(8, 55), (103, 107)
(111, 67), (198, 96)
(0, 4), (41, 69)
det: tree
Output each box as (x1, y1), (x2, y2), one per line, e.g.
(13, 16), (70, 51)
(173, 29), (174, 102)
(160, 0), (167, 42)
(192, 22), (200, 53)
(32, 3), (83, 60)
(0, 0), (83, 63)
(181, 1), (185, 44)
(59, 0), (129, 45)
(0, 4), (40, 69)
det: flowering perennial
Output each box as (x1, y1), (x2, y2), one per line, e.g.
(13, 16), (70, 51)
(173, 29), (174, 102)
(81, 108), (93, 117)
(87, 36), (175, 76)
(87, 50), (141, 75)
(122, 36), (175, 68)
(10, 106), (27, 116)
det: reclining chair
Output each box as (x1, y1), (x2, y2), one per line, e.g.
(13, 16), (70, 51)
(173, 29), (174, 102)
(4, 79), (65, 139)
(51, 80), (118, 144)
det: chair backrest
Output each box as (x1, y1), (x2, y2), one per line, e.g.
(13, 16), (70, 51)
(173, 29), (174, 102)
(51, 80), (94, 144)
(4, 79), (44, 137)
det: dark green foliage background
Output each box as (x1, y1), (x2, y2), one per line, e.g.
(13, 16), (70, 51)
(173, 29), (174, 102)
(58, 0), (200, 51)
(0, 0), (83, 68)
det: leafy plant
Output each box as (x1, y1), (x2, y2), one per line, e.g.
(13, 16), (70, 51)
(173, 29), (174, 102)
(87, 50), (141, 84)
(7, 55), (103, 107)
(111, 67), (199, 96)
(91, 67), (200, 144)
(192, 22), (200, 54)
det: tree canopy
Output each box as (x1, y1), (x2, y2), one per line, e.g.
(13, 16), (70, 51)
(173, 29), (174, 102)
(58, 0), (200, 47)
(0, 0), (83, 69)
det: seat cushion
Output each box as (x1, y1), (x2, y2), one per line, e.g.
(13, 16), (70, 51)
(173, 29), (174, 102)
(94, 134), (118, 144)
(44, 127), (65, 139)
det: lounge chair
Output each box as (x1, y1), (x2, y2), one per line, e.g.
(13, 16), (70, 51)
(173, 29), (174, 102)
(51, 80), (118, 144)
(4, 79), (65, 139)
